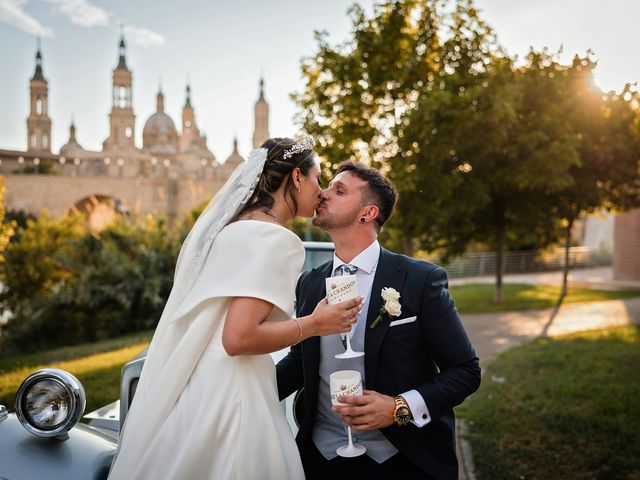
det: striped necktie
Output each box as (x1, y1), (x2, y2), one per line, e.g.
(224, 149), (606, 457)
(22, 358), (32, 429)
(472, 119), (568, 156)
(333, 263), (358, 277)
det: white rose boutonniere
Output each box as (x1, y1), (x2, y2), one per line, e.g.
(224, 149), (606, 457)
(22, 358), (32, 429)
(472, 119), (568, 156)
(370, 287), (402, 329)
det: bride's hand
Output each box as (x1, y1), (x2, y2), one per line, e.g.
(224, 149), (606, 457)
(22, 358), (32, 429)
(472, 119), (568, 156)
(310, 297), (364, 336)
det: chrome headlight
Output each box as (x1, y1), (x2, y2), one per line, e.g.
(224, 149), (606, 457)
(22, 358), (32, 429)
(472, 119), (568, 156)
(15, 368), (86, 439)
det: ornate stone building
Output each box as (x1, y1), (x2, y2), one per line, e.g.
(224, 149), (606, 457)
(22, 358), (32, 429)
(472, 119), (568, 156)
(0, 36), (271, 227)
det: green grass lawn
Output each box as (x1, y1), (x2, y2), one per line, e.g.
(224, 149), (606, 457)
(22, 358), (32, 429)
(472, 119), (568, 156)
(458, 325), (640, 479)
(450, 283), (640, 314)
(0, 330), (152, 414)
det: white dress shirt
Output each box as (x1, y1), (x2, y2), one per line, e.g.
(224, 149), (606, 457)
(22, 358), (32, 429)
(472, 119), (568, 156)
(332, 240), (431, 427)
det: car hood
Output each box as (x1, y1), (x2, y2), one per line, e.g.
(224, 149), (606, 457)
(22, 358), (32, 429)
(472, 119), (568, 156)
(0, 413), (116, 480)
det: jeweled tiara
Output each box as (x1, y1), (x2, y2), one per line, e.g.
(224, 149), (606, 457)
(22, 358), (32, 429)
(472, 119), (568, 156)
(283, 135), (316, 159)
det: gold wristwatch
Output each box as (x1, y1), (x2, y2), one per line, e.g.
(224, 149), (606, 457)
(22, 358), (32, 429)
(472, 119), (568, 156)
(392, 395), (412, 426)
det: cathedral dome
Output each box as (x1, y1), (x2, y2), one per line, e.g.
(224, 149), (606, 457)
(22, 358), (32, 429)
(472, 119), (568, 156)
(143, 111), (178, 136)
(142, 90), (178, 153)
(60, 122), (85, 156)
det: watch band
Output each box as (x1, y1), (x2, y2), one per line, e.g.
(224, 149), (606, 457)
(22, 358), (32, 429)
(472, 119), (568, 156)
(393, 395), (411, 426)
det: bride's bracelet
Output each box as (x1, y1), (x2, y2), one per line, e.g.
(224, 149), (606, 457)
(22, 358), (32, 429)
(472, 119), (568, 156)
(292, 318), (303, 345)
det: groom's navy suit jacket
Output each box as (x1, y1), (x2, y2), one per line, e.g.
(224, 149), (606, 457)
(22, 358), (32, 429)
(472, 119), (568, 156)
(276, 247), (481, 479)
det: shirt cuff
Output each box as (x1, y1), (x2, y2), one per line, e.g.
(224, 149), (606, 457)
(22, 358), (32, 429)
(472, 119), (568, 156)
(401, 389), (431, 427)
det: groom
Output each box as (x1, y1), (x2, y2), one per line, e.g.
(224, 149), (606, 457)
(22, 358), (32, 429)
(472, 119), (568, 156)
(276, 161), (481, 479)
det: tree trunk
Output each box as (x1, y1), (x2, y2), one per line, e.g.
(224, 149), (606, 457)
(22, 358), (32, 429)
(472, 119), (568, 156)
(559, 216), (574, 302)
(494, 225), (505, 304)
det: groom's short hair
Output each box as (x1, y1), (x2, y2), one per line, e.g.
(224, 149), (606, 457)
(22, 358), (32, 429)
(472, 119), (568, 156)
(336, 161), (397, 231)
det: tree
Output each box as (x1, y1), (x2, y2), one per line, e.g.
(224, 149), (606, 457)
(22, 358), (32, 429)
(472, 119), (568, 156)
(294, 0), (584, 303)
(0, 212), (181, 353)
(56, 215), (179, 339)
(0, 212), (86, 352)
(1, 212), (85, 306)
(548, 57), (640, 299)
(0, 179), (16, 274)
(402, 49), (583, 302)
(295, 0), (445, 254)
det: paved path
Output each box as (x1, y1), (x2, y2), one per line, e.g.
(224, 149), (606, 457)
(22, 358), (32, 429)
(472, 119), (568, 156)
(462, 297), (640, 365)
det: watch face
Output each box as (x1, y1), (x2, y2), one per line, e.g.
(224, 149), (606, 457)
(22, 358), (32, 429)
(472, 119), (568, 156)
(395, 406), (411, 425)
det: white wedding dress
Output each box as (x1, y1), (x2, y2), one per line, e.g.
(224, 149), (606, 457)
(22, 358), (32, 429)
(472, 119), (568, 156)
(108, 220), (306, 480)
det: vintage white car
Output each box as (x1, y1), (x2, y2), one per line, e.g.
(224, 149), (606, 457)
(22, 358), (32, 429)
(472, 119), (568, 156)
(0, 241), (334, 480)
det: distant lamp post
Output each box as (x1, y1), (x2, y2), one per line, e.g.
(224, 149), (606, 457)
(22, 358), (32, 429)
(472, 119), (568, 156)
(33, 157), (40, 174)
(18, 156), (24, 173)
(73, 157), (81, 177)
(163, 158), (170, 177)
(59, 156), (66, 164)
(117, 158), (124, 178)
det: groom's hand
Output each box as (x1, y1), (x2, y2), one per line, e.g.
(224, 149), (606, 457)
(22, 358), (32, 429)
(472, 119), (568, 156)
(332, 390), (395, 431)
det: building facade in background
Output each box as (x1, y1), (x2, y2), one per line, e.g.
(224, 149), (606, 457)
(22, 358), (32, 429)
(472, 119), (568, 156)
(0, 36), (270, 228)
(613, 209), (640, 280)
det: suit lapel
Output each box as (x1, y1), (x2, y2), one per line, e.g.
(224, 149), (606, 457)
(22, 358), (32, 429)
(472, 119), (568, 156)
(364, 248), (407, 389)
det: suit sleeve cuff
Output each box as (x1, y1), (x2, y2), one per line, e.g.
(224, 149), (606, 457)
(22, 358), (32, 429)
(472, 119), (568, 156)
(401, 389), (431, 427)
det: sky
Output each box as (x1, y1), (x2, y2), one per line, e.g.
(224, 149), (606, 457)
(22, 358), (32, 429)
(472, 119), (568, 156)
(0, 0), (638, 161)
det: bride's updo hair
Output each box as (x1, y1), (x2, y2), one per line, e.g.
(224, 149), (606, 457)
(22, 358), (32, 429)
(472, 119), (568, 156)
(237, 136), (317, 217)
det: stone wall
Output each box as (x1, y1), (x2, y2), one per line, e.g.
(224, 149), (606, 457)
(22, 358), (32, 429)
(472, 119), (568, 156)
(3, 174), (225, 223)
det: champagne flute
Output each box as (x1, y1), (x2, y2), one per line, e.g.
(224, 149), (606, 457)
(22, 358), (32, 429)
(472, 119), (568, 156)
(336, 330), (364, 359)
(325, 275), (364, 359)
(330, 370), (367, 457)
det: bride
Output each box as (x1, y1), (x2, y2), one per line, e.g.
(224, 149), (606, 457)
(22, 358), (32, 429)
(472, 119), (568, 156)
(108, 137), (362, 479)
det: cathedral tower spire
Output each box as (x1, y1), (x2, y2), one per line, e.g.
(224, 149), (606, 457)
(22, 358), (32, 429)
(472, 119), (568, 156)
(180, 82), (200, 151)
(252, 76), (269, 149)
(27, 38), (52, 152)
(156, 86), (164, 113)
(103, 30), (136, 152)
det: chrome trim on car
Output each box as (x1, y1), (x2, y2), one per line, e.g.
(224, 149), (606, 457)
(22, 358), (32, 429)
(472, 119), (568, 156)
(0, 404), (7, 422)
(14, 368), (86, 439)
(119, 356), (145, 429)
